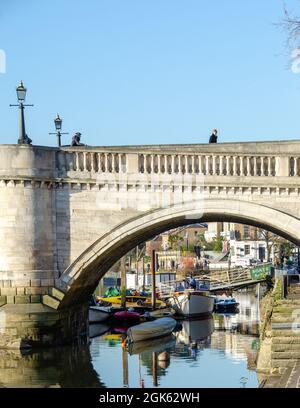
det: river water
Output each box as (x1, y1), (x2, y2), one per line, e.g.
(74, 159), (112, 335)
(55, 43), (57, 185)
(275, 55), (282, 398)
(0, 286), (263, 388)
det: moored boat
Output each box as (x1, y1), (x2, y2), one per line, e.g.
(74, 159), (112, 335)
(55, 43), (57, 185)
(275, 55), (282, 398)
(97, 295), (163, 308)
(113, 310), (142, 321)
(149, 309), (175, 319)
(127, 317), (177, 343)
(89, 306), (112, 323)
(89, 323), (110, 338)
(214, 296), (239, 313)
(167, 290), (215, 318)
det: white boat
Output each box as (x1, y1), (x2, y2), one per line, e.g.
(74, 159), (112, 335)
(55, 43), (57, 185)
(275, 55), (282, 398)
(167, 290), (215, 317)
(127, 317), (177, 343)
(89, 306), (111, 323)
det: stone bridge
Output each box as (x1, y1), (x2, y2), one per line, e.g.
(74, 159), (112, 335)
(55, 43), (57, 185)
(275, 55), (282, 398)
(1, 140), (300, 348)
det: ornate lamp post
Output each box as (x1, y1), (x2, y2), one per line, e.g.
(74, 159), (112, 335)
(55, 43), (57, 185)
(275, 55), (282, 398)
(10, 81), (34, 144)
(49, 114), (69, 147)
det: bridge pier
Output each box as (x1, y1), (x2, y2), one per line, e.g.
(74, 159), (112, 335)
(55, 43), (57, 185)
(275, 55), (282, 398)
(0, 145), (89, 348)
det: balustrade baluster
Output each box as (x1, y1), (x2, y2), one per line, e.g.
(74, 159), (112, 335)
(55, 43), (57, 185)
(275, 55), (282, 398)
(233, 156), (237, 176)
(198, 156), (203, 174)
(239, 157), (244, 176)
(294, 157), (298, 177)
(145, 155), (149, 173)
(99, 153), (104, 172)
(226, 156), (230, 175)
(171, 155), (175, 173)
(150, 154), (154, 173)
(219, 156), (223, 175)
(268, 157), (272, 176)
(90, 153), (95, 172)
(105, 154), (109, 172)
(82, 152), (86, 171)
(118, 153), (122, 172)
(75, 152), (80, 171)
(162, 155), (166, 173)
(205, 156), (210, 175)
(184, 155), (188, 174)
(247, 157), (251, 176)
(112, 154), (116, 173)
(260, 157), (264, 176)
(253, 157), (257, 176)
(192, 156), (195, 173)
(158, 155), (161, 174)
(212, 156), (216, 175)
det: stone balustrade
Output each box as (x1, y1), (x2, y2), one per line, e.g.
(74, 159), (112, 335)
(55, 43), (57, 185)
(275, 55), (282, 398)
(138, 153), (276, 176)
(55, 143), (300, 178)
(56, 150), (127, 173)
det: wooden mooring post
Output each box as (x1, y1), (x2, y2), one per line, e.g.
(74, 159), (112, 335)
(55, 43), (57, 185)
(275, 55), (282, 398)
(151, 249), (156, 310)
(121, 256), (127, 309)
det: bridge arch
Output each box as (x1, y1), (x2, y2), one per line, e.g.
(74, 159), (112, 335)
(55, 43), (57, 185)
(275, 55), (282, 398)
(57, 198), (300, 307)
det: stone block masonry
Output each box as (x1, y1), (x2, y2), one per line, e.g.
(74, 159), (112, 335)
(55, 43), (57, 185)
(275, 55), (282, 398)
(259, 283), (300, 387)
(0, 278), (54, 305)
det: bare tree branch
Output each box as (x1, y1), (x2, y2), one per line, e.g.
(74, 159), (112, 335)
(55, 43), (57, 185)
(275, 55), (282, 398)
(280, 4), (300, 49)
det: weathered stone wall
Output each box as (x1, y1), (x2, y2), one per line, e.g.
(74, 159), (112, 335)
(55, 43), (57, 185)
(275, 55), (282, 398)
(0, 146), (58, 310)
(257, 280), (300, 384)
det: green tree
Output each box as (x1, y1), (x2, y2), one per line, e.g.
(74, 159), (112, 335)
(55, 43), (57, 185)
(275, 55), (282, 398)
(212, 236), (223, 253)
(168, 234), (184, 250)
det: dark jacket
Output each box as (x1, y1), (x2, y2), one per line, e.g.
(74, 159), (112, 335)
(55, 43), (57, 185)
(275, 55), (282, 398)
(209, 134), (218, 144)
(24, 134), (32, 145)
(71, 135), (82, 146)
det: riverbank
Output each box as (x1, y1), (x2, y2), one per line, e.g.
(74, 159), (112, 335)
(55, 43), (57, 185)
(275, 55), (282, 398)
(258, 281), (300, 388)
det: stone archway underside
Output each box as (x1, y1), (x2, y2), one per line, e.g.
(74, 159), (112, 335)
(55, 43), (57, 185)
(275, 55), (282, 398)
(58, 199), (300, 307)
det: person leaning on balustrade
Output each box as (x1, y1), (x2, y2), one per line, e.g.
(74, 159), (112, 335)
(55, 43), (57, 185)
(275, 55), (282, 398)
(71, 132), (85, 146)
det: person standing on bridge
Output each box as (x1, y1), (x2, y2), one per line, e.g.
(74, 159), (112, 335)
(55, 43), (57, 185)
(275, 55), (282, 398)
(209, 128), (218, 143)
(24, 133), (32, 145)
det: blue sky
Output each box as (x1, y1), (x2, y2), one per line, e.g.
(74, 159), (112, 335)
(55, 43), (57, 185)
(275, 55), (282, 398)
(0, 0), (300, 147)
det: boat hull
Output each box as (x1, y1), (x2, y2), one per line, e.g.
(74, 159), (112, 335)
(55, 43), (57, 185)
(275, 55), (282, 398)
(89, 306), (111, 323)
(168, 291), (215, 317)
(89, 323), (110, 338)
(127, 317), (177, 343)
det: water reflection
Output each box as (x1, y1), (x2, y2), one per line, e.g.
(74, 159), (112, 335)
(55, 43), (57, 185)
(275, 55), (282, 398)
(176, 318), (215, 346)
(0, 288), (261, 388)
(128, 335), (176, 355)
(0, 346), (103, 388)
(214, 287), (261, 336)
